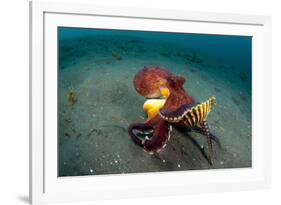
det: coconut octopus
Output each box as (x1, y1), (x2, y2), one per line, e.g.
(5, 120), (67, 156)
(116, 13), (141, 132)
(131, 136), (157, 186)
(128, 66), (218, 165)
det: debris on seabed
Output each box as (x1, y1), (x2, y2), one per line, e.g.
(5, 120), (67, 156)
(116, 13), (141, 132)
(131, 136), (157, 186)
(114, 160), (118, 164)
(177, 164), (181, 168)
(90, 169), (94, 173)
(162, 159), (165, 163)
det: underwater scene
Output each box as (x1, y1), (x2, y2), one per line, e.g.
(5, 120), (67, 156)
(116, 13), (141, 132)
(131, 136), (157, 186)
(58, 27), (252, 177)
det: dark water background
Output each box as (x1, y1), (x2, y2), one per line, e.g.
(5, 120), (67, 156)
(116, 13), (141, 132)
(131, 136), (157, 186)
(59, 27), (252, 79)
(58, 27), (252, 177)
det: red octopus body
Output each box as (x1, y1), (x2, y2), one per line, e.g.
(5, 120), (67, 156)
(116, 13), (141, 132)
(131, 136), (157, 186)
(128, 67), (216, 165)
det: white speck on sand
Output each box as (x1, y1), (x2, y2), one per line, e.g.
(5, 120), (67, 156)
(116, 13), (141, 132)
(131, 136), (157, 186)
(177, 164), (181, 168)
(114, 160), (118, 164)
(162, 159), (165, 163)
(90, 169), (93, 173)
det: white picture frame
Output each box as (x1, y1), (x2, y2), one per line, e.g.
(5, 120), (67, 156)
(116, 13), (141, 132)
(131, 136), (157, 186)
(29, 1), (272, 204)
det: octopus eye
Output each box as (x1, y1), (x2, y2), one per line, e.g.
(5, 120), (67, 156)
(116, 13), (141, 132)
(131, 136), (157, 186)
(167, 78), (177, 88)
(167, 75), (186, 88)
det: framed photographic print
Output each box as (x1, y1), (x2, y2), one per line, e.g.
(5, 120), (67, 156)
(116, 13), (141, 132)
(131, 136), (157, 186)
(30, 1), (271, 204)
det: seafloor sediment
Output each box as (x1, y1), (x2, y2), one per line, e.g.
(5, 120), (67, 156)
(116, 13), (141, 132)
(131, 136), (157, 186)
(58, 36), (251, 176)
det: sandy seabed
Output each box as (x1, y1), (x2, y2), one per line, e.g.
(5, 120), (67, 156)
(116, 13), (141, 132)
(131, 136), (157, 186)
(58, 36), (251, 176)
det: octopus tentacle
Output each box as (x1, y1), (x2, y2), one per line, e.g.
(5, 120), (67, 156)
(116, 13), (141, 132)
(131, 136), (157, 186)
(191, 125), (221, 148)
(159, 97), (216, 165)
(159, 97), (216, 126)
(128, 119), (171, 153)
(143, 120), (171, 153)
(159, 103), (196, 123)
(128, 123), (154, 147)
(200, 120), (214, 165)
